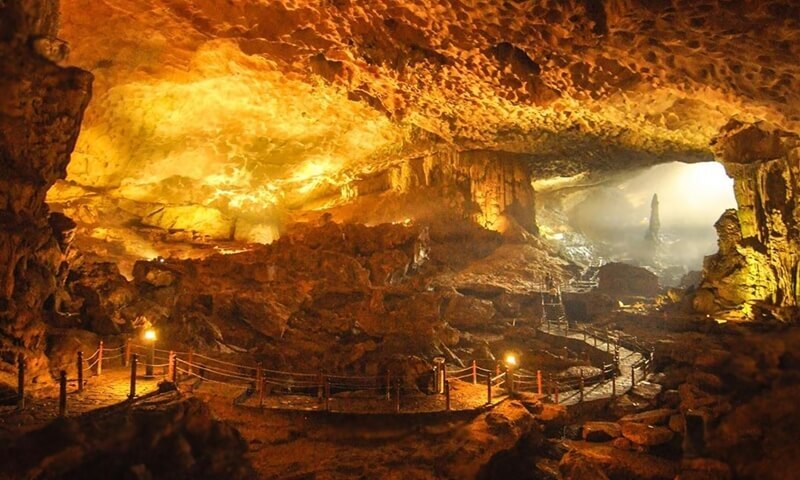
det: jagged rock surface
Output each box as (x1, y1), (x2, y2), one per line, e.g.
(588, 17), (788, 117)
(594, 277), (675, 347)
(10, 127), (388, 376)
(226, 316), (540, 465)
(0, 0), (92, 385)
(0, 389), (254, 479)
(696, 121), (800, 320)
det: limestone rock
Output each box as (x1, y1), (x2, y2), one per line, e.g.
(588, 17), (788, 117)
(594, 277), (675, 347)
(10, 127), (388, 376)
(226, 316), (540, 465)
(0, 0), (92, 381)
(0, 391), (254, 479)
(621, 422), (674, 447)
(619, 409), (675, 426)
(598, 263), (661, 298)
(582, 422), (622, 442)
(444, 294), (496, 329)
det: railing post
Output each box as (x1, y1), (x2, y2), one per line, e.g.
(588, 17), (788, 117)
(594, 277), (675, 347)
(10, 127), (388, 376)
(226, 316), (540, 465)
(316, 371), (322, 400)
(128, 353), (138, 399)
(187, 348), (194, 376)
(259, 378), (266, 409)
(554, 381), (559, 404)
(394, 379), (400, 413)
(16, 354), (25, 410)
(168, 351), (176, 382)
(579, 371), (585, 403)
(58, 370), (67, 417)
(77, 351), (84, 392)
(325, 377), (331, 411)
(537, 370), (542, 395)
(507, 368), (515, 395)
(486, 373), (492, 405)
(472, 360), (477, 384)
(445, 379), (451, 411)
(123, 338), (131, 367)
(97, 341), (103, 376)
(612, 370), (617, 397)
(385, 372), (391, 400)
(256, 363), (263, 396)
(495, 363), (500, 377)
(145, 341), (154, 378)
(631, 366), (636, 387)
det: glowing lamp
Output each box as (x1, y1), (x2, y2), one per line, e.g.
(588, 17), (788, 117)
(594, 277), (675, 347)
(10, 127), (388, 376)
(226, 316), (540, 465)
(143, 329), (157, 342)
(504, 353), (518, 367)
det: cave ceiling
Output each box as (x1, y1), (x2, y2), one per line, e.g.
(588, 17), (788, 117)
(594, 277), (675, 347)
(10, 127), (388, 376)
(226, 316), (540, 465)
(50, 0), (800, 247)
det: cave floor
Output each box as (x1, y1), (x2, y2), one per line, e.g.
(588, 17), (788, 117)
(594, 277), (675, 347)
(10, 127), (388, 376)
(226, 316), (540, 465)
(0, 369), (162, 440)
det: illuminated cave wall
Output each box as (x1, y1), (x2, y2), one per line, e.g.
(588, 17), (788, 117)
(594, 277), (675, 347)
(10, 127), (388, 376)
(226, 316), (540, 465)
(0, 0), (92, 378)
(695, 121), (800, 319)
(51, 0), (800, 249)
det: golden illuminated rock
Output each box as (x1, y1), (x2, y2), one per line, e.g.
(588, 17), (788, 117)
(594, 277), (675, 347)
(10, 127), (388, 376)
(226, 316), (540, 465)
(51, 0), (800, 242)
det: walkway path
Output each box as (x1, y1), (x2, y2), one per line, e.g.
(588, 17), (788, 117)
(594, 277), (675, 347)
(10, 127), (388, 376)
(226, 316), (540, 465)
(0, 368), (161, 438)
(540, 324), (646, 405)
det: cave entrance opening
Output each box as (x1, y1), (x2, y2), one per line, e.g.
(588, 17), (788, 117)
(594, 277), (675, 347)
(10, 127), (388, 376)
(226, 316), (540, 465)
(538, 161), (737, 287)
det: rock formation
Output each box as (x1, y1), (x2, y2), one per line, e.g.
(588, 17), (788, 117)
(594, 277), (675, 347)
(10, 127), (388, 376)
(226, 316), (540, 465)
(644, 194), (661, 246)
(0, 388), (254, 479)
(696, 121), (799, 320)
(0, 0), (92, 384)
(42, 0), (800, 254)
(598, 262), (661, 299)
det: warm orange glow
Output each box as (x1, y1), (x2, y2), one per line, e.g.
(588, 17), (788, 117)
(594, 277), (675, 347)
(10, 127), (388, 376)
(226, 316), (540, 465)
(143, 329), (157, 342)
(504, 353), (518, 367)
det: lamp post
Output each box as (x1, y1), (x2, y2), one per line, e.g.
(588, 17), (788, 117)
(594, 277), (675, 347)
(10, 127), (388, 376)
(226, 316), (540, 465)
(144, 328), (156, 377)
(504, 352), (518, 395)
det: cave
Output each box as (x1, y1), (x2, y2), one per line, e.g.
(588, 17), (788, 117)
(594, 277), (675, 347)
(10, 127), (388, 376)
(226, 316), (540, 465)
(1, 1), (799, 479)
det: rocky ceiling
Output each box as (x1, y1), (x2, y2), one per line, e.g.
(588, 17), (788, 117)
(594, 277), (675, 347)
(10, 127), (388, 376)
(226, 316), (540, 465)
(49, 0), (800, 248)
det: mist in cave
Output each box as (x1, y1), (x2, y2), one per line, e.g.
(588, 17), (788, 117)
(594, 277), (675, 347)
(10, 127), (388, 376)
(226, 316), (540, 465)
(565, 161), (737, 283)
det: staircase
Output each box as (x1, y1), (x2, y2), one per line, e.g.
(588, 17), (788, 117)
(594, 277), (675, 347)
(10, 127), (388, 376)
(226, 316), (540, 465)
(542, 287), (568, 331)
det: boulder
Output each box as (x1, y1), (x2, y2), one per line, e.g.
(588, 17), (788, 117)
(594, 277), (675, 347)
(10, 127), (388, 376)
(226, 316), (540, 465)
(583, 422), (622, 442)
(444, 294), (495, 329)
(559, 451), (610, 480)
(598, 262), (661, 297)
(621, 422), (674, 446)
(619, 408), (675, 426)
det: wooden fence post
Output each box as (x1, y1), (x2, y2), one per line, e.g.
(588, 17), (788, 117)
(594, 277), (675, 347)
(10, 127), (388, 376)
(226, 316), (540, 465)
(507, 368), (515, 395)
(324, 377), (330, 411)
(77, 351), (84, 392)
(554, 381), (559, 404)
(259, 378), (266, 409)
(612, 370), (617, 397)
(124, 338), (131, 367)
(537, 370), (542, 395)
(445, 380), (451, 411)
(315, 371), (322, 400)
(187, 348), (194, 375)
(58, 370), (67, 416)
(579, 371), (585, 403)
(472, 360), (477, 384)
(256, 363), (263, 396)
(128, 353), (138, 399)
(168, 351), (176, 382)
(631, 366), (636, 387)
(394, 380), (400, 413)
(16, 354), (24, 410)
(486, 373), (492, 405)
(97, 341), (103, 376)
(385, 372), (391, 400)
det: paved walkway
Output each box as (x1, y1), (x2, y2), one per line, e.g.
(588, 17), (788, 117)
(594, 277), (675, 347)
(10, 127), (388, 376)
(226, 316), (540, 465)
(0, 368), (162, 438)
(539, 325), (645, 406)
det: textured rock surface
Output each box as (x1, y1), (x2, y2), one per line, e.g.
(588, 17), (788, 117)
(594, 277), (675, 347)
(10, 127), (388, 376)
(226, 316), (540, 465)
(0, 0), (92, 384)
(598, 262), (661, 298)
(0, 389), (254, 479)
(46, 0), (800, 245)
(696, 121), (800, 320)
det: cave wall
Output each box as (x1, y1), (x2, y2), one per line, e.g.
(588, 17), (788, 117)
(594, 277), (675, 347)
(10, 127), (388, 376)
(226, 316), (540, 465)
(0, 0), (92, 381)
(696, 121), (799, 320)
(333, 149), (537, 234)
